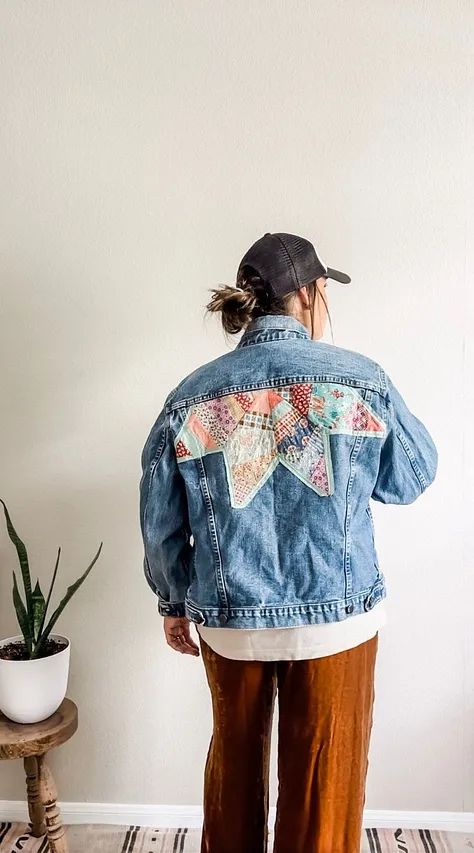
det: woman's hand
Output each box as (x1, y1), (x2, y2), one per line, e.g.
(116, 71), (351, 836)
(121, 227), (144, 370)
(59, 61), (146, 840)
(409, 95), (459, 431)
(164, 615), (200, 656)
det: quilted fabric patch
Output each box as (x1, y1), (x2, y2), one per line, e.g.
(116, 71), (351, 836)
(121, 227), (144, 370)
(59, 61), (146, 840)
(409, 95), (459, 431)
(175, 383), (386, 508)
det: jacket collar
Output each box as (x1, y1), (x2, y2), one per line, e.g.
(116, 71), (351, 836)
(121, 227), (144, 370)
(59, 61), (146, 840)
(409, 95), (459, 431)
(236, 313), (310, 348)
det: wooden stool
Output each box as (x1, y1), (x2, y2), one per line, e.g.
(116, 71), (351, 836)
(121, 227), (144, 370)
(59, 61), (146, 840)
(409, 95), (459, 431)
(0, 697), (78, 853)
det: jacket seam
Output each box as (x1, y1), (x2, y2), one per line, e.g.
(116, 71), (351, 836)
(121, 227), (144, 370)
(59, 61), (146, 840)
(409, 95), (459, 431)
(143, 554), (158, 595)
(378, 364), (388, 393)
(197, 460), (229, 610)
(166, 376), (384, 412)
(142, 416), (168, 518)
(150, 419), (168, 468)
(343, 429), (365, 596)
(382, 373), (427, 491)
(395, 428), (427, 490)
(185, 578), (385, 614)
(141, 414), (170, 597)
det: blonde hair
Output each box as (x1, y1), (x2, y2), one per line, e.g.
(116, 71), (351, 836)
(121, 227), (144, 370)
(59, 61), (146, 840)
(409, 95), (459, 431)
(205, 265), (317, 335)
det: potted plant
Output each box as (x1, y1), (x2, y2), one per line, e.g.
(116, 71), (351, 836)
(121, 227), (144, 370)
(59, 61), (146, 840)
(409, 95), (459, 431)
(0, 499), (102, 724)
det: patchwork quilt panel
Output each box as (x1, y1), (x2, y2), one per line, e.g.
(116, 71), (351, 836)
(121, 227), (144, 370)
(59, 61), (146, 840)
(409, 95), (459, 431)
(174, 383), (387, 508)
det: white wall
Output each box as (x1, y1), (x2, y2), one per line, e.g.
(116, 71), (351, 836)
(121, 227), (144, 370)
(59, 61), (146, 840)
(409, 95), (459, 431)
(0, 0), (472, 814)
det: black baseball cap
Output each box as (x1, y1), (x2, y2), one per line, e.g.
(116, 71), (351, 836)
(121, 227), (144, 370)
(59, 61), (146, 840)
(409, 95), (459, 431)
(237, 232), (351, 299)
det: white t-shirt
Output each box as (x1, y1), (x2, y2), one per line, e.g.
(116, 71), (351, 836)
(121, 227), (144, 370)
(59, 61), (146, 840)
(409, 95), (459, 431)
(196, 598), (387, 661)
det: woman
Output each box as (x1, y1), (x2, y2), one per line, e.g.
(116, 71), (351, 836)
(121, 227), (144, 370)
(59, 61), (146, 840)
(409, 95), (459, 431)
(139, 232), (438, 853)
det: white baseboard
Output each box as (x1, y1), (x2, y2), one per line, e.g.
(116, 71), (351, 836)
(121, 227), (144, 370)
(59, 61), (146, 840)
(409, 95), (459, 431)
(1, 801), (474, 834)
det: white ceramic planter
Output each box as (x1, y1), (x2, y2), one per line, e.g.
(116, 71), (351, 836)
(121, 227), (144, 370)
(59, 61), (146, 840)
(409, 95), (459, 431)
(0, 633), (70, 724)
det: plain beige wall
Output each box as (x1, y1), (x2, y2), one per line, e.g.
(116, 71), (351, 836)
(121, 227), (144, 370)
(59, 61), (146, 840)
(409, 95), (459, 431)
(1, 0), (472, 813)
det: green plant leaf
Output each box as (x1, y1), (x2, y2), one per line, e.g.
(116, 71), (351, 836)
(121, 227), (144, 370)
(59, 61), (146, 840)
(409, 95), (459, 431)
(32, 579), (46, 644)
(12, 571), (33, 655)
(33, 541), (103, 658)
(36, 547), (61, 644)
(1, 499), (34, 635)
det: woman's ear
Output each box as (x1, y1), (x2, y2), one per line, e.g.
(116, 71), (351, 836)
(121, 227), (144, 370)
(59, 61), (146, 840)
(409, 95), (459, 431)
(295, 285), (311, 311)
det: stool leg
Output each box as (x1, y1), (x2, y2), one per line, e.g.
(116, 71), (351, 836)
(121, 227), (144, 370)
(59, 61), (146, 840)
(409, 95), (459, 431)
(24, 756), (46, 837)
(37, 752), (69, 853)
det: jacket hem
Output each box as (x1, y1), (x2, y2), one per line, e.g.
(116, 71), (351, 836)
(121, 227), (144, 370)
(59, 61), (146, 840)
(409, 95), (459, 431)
(184, 577), (387, 629)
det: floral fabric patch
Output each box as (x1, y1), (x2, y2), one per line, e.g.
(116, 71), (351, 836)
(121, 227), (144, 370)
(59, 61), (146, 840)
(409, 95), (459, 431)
(175, 383), (386, 508)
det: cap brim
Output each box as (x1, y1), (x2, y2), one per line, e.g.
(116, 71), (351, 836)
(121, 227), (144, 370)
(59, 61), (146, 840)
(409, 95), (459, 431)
(326, 267), (351, 285)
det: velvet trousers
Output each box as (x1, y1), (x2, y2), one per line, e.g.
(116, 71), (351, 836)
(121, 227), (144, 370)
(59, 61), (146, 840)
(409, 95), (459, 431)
(198, 631), (378, 853)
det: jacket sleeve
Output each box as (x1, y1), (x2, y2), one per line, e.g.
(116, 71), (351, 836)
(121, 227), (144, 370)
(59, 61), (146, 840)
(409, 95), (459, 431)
(139, 391), (193, 617)
(371, 370), (438, 504)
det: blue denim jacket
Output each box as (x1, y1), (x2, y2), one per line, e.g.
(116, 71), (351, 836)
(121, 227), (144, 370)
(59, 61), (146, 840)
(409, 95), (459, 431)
(139, 314), (438, 628)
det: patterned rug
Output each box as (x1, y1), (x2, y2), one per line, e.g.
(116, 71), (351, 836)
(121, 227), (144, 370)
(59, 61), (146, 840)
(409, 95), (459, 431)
(2, 823), (474, 852)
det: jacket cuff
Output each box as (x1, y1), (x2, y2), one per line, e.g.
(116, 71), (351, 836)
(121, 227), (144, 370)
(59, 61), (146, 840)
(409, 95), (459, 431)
(157, 597), (187, 617)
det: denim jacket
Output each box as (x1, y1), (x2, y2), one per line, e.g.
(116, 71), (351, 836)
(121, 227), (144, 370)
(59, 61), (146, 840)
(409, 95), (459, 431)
(139, 314), (438, 628)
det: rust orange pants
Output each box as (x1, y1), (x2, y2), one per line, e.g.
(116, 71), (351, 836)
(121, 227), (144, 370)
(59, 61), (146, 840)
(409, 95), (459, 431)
(199, 631), (378, 853)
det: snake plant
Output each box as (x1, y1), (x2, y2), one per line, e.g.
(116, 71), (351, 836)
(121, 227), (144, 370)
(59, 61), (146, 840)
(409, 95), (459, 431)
(1, 499), (102, 659)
